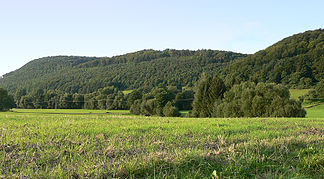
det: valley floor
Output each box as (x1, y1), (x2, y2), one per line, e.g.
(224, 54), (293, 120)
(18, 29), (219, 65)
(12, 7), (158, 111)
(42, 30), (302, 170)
(0, 109), (323, 178)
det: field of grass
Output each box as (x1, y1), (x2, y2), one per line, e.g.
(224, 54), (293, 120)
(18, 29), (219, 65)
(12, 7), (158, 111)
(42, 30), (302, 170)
(179, 110), (190, 117)
(0, 110), (323, 178)
(289, 89), (312, 100)
(306, 104), (324, 118)
(122, 90), (134, 95)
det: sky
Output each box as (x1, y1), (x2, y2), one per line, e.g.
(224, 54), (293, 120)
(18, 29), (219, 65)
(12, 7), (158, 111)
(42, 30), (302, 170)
(0, 0), (323, 76)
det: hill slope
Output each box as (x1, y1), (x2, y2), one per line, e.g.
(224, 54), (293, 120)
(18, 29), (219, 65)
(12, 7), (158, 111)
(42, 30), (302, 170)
(0, 56), (99, 93)
(1, 29), (323, 94)
(0, 49), (246, 93)
(224, 29), (324, 88)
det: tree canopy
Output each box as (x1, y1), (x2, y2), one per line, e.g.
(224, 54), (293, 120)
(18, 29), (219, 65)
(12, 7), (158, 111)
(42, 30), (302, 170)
(224, 29), (324, 88)
(0, 88), (15, 111)
(0, 49), (246, 94)
(214, 82), (306, 117)
(191, 74), (226, 117)
(191, 75), (306, 118)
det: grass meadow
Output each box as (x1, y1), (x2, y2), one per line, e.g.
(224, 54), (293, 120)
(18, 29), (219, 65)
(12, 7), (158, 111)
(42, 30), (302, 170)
(289, 89), (312, 100)
(0, 107), (323, 178)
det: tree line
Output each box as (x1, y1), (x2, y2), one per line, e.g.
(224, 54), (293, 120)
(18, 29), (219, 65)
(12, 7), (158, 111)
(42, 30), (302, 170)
(191, 74), (306, 117)
(122, 74), (307, 118)
(12, 86), (194, 114)
(1, 75), (311, 118)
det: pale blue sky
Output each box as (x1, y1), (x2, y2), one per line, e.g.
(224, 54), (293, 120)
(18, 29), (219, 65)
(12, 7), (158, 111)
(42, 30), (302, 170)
(0, 0), (323, 76)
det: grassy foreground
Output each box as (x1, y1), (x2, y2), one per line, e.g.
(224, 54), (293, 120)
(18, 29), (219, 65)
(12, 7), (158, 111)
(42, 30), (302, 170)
(0, 111), (323, 178)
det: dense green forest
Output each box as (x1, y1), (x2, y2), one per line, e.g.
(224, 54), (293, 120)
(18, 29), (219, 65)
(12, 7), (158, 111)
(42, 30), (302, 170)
(0, 49), (246, 94)
(1, 30), (323, 95)
(223, 29), (324, 88)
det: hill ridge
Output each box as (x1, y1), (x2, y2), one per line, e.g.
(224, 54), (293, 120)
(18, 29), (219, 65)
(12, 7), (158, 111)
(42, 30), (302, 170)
(223, 29), (324, 88)
(1, 29), (323, 93)
(0, 49), (246, 93)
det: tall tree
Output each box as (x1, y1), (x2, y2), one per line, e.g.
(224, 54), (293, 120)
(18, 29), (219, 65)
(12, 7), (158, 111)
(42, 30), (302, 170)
(192, 74), (226, 117)
(0, 88), (15, 111)
(14, 88), (26, 107)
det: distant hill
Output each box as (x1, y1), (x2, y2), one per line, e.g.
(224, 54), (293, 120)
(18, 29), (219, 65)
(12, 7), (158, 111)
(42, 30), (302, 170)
(0, 49), (246, 93)
(224, 29), (324, 88)
(1, 29), (323, 94)
(1, 56), (99, 93)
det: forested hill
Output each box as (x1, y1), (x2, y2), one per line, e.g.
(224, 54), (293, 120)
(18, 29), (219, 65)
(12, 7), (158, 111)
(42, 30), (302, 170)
(0, 49), (246, 94)
(224, 29), (324, 88)
(2, 29), (322, 94)
(0, 56), (99, 93)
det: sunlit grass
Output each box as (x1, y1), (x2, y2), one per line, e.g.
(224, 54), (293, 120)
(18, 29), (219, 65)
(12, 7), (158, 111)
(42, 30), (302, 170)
(306, 104), (324, 118)
(122, 90), (134, 95)
(289, 89), (312, 100)
(0, 110), (323, 178)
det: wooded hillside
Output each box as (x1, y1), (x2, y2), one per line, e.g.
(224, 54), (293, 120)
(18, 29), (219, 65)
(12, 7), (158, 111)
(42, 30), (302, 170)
(224, 29), (324, 88)
(0, 50), (246, 93)
(1, 29), (323, 94)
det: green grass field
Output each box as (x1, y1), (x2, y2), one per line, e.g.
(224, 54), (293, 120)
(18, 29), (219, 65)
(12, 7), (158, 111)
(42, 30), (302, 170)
(289, 89), (312, 100)
(122, 90), (134, 95)
(306, 104), (324, 118)
(0, 109), (323, 178)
